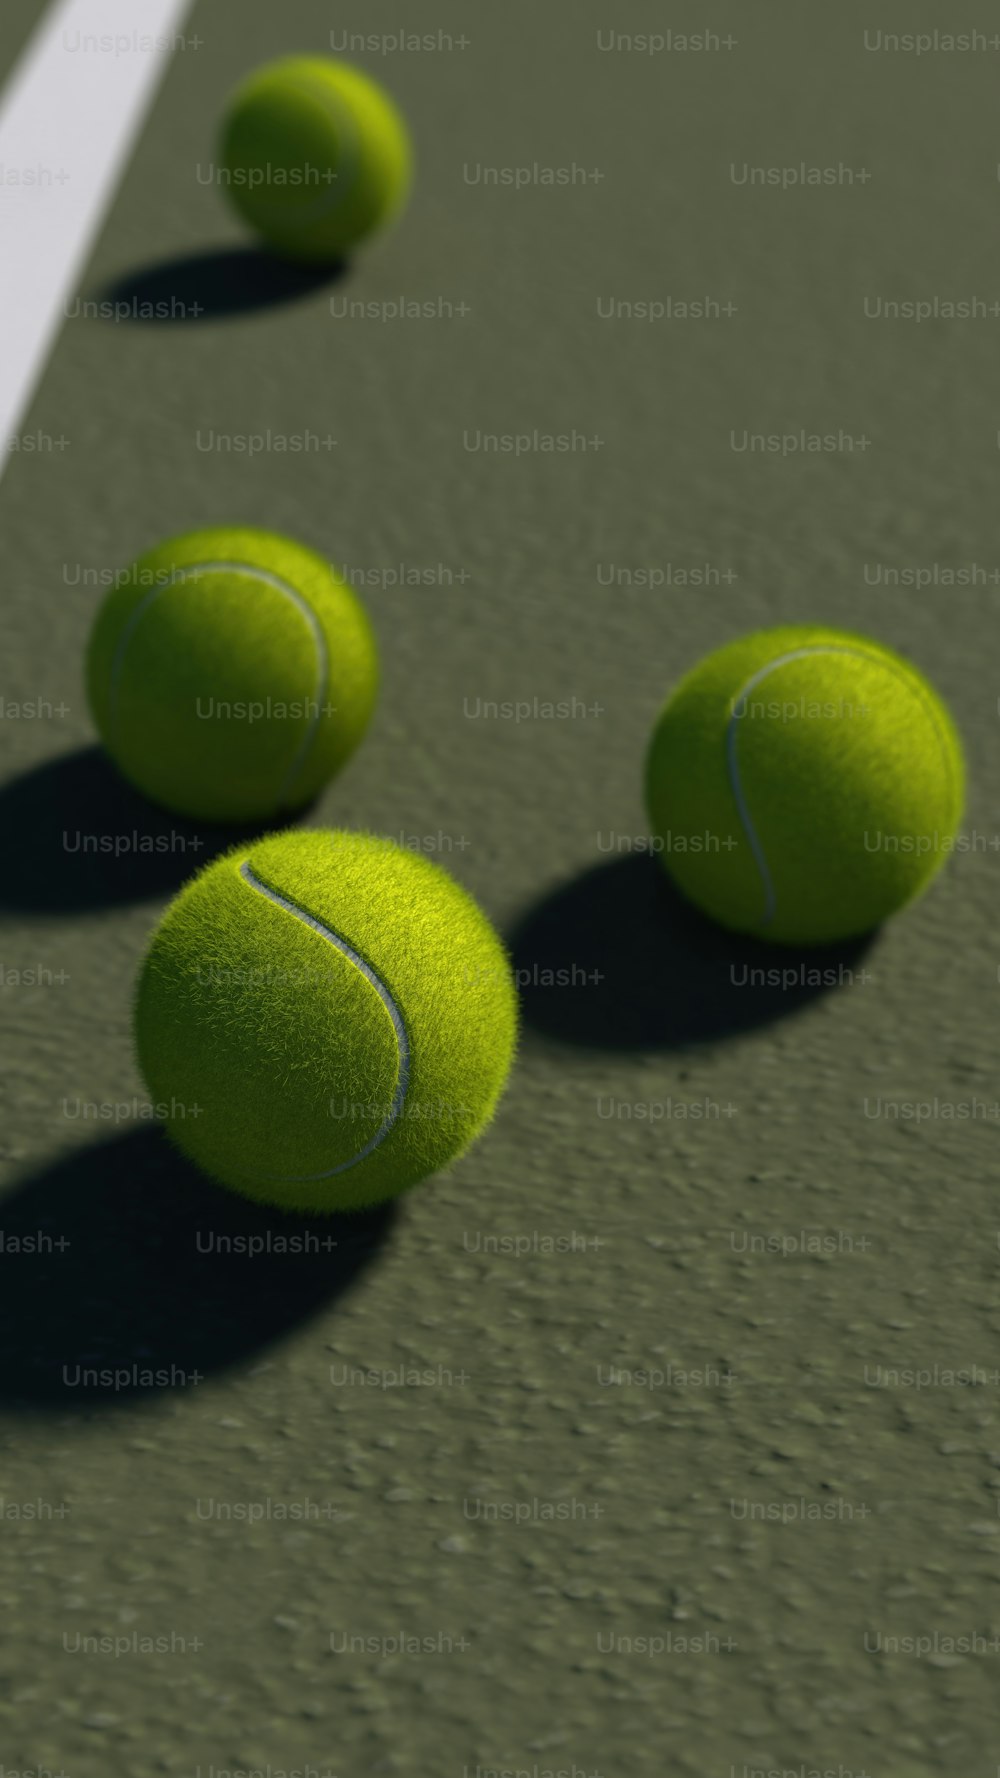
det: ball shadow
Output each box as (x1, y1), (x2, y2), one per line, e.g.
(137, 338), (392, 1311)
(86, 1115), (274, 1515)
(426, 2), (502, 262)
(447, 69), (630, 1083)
(0, 747), (300, 914)
(0, 1128), (396, 1411)
(509, 853), (876, 1051)
(98, 246), (344, 322)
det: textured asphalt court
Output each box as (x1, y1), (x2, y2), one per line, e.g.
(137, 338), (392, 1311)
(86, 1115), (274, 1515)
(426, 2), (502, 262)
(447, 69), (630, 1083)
(1, 1), (999, 1774)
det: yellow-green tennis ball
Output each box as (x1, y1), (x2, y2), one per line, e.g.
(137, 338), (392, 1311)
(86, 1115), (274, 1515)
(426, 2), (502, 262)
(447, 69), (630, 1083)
(86, 528), (378, 824)
(644, 626), (964, 946)
(135, 829), (518, 1212)
(219, 56), (412, 263)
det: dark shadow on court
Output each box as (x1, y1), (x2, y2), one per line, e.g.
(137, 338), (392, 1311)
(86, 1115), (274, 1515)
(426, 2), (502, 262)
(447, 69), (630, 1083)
(0, 1129), (395, 1411)
(98, 245), (345, 322)
(0, 747), (310, 913)
(509, 853), (875, 1051)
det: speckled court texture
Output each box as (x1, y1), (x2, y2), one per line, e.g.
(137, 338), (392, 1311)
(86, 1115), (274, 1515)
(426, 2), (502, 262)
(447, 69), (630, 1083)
(1, 0), (998, 1773)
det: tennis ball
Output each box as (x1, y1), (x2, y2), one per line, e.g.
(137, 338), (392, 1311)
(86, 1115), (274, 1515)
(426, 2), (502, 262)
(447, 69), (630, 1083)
(135, 829), (518, 1212)
(644, 626), (964, 946)
(86, 528), (378, 824)
(219, 56), (412, 263)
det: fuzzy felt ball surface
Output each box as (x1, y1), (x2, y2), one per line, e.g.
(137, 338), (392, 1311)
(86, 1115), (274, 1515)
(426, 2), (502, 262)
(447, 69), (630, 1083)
(135, 829), (518, 1211)
(644, 626), (965, 946)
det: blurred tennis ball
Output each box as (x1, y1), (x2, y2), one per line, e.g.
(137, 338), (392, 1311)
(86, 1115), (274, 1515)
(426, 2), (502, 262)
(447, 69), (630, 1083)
(87, 527), (378, 822)
(219, 56), (412, 262)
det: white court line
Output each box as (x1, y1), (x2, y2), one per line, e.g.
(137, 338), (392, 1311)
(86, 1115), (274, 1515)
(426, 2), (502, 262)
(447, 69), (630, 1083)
(0, 0), (194, 474)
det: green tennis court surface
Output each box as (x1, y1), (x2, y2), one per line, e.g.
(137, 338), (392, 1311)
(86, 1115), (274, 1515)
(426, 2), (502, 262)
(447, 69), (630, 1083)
(1, 1), (998, 1772)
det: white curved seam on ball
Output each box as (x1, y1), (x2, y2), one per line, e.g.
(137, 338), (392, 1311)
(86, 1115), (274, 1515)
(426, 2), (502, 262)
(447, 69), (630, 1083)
(252, 77), (362, 226)
(106, 560), (329, 802)
(725, 643), (956, 930)
(239, 861), (410, 1180)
